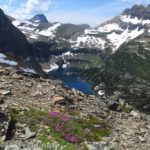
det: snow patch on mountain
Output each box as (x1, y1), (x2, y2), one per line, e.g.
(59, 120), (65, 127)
(30, 34), (38, 39)
(62, 51), (73, 57)
(38, 23), (61, 38)
(12, 20), (22, 26)
(62, 51), (73, 64)
(72, 35), (106, 49)
(0, 53), (6, 58)
(18, 25), (34, 31)
(84, 23), (123, 35)
(97, 23), (123, 33)
(34, 20), (41, 23)
(144, 47), (150, 51)
(43, 63), (59, 73)
(121, 15), (150, 25)
(107, 27), (145, 50)
(98, 90), (105, 96)
(0, 53), (17, 66)
(20, 67), (36, 74)
(62, 64), (68, 69)
(84, 29), (99, 35)
(12, 20), (38, 31)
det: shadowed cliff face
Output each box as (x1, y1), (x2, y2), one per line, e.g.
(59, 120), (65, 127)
(0, 9), (51, 74)
(0, 9), (31, 59)
(0, 9), (55, 70)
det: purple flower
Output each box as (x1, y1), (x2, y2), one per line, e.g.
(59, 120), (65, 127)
(61, 115), (70, 122)
(63, 133), (80, 143)
(49, 111), (59, 117)
(55, 124), (64, 132)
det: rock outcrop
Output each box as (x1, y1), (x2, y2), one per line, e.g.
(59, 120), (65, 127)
(0, 9), (31, 59)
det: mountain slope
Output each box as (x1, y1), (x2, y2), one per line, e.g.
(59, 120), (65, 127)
(10, 5), (150, 53)
(10, 5), (150, 76)
(0, 9), (54, 74)
(12, 15), (90, 46)
(84, 33), (150, 112)
(0, 9), (31, 59)
(71, 5), (150, 51)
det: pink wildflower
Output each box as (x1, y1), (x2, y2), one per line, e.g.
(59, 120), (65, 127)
(55, 124), (64, 132)
(63, 133), (80, 143)
(49, 111), (59, 117)
(61, 115), (70, 122)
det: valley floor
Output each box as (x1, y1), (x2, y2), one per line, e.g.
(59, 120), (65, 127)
(0, 65), (150, 150)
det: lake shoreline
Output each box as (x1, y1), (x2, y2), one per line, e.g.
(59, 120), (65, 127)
(49, 68), (96, 95)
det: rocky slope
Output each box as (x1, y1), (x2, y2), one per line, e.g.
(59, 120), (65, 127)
(0, 65), (150, 150)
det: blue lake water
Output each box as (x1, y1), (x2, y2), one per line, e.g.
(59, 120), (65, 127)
(49, 68), (95, 95)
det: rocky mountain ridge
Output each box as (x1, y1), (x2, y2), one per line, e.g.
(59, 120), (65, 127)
(72, 5), (150, 51)
(12, 14), (90, 45)
(7, 4), (150, 74)
(10, 5), (150, 52)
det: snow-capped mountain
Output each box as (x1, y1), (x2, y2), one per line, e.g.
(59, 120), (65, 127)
(71, 5), (150, 51)
(8, 4), (150, 73)
(12, 15), (59, 40)
(12, 5), (150, 52)
(12, 14), (89, 45)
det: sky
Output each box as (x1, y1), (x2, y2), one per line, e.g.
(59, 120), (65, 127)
(0, 0), (150, 26)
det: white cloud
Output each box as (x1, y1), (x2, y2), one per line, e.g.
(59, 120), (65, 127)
(24, 0), (52, 14)
(2, 0), (52, 19)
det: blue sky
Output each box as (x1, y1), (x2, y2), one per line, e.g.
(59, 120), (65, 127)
(1, 0), (150, 26)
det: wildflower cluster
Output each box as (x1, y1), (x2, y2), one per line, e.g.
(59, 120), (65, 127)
(46, 111), (80, 143)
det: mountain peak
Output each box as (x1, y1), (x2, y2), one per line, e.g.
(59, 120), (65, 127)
(122, 4), (145, 18)
(121, 4), (150, 20)
(30, 14), (49, 23)
(131, 4), (145, 10)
